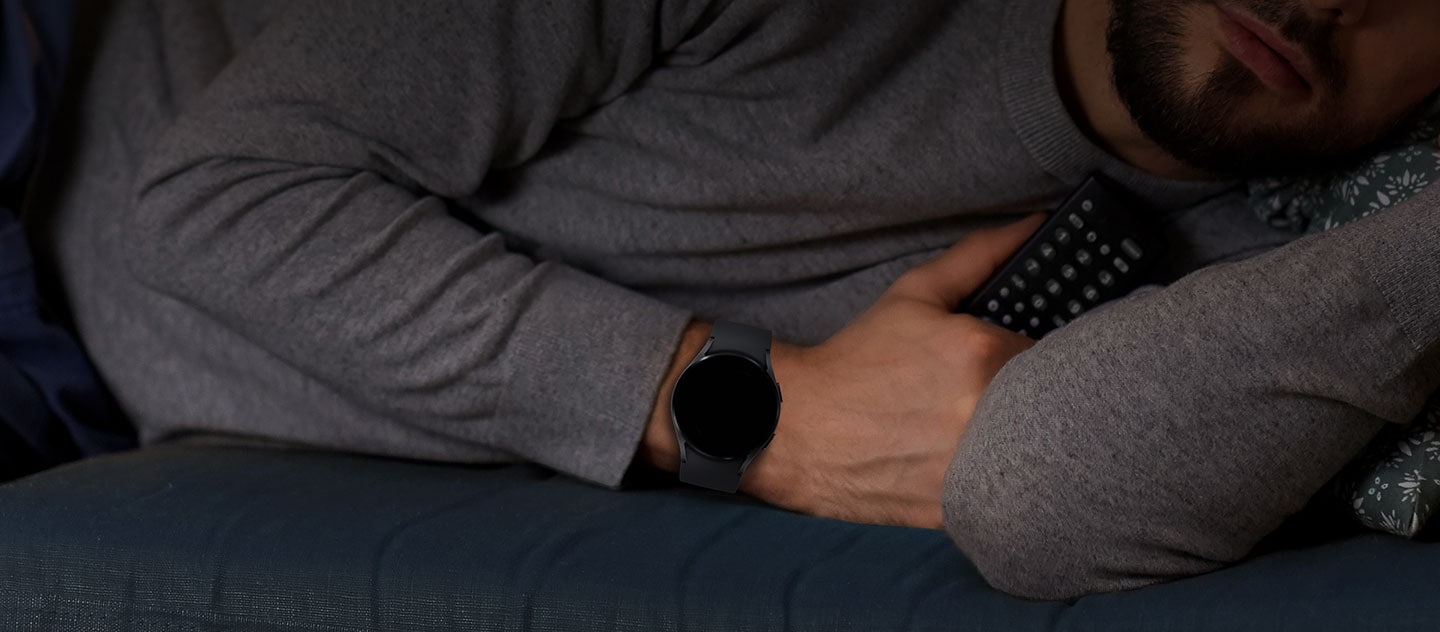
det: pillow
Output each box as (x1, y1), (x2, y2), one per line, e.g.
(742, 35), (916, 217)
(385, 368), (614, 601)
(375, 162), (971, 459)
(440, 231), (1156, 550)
(1335, 396), (1440, 536)
(1248, 101), (1440, 537)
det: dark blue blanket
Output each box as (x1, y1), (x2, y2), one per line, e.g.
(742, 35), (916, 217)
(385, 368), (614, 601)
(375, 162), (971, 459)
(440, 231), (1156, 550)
(0, 0), (135, 480)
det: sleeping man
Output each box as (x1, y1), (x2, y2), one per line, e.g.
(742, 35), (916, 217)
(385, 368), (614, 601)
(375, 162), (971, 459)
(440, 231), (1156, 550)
(33, 0), (1440, 600)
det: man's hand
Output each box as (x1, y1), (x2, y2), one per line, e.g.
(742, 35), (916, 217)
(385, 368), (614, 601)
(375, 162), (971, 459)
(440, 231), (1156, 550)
(639, 213), (1045, 529)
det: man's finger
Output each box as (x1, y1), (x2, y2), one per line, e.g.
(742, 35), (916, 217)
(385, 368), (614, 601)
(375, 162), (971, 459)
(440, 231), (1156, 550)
(896, 213), (1046, 310)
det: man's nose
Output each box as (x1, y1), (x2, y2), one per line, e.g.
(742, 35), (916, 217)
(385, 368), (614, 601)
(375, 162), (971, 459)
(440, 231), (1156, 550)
(1305, 0), (1368, 26)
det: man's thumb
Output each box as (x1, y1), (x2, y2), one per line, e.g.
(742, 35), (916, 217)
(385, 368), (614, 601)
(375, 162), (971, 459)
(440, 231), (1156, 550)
(894, 213), (1046, 310)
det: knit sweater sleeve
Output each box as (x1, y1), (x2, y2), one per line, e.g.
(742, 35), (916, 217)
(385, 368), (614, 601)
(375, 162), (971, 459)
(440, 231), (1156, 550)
(943, 179), (1440, 600)
(126, 0), (715, 489)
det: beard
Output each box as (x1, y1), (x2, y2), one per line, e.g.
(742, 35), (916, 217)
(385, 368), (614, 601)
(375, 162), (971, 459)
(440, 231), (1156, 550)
(1106, 0), (1393, 178)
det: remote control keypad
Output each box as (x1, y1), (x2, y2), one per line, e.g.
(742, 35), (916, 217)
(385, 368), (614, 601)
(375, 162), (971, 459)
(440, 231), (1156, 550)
(965, 185), (1159, 339)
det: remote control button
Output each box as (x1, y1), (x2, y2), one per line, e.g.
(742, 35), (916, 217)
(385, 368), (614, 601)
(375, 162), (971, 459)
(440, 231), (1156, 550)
(1067, 300), (1083, 315)
(1061, 264), (1077, 280)
(1052, 315), (1068, 328)
(1067, 214), (1084, 229)
(981, 316), (994, 324)
(1031, 295), (1047, 310)
(1098, 270), (1115, 287)
(1075, 249), (1092, 266)
(1002, 314), (1013, 325)
(1121, 238), (1145, 259)
(999, 287), (1011, 298)
(1018, 329), (1029, 337)
(1113, 257), (1131, 273)
(1029, 317), (1041, 328)
(1024, 259), (1042, 276)
(1082, 285), (1099, 302)
(1039, 243), (1056, 260)
(1054, 228), (1071, 245)
(1081, 199), (1094, 212)
(1099, 244), (1111, 256)
(1046, 279), (1062, 296)
(1014, 302), (1026, 313)
(1010, 274), (1027, 290)
(1085, 231), (1098, 243)
(987, 299), (1001, 312)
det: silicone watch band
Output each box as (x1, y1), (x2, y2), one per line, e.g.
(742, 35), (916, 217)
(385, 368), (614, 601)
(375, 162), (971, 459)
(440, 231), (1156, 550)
(676, 320), (775, 493)
(708, 320), (773, 364)
(678, 449), (749, 493)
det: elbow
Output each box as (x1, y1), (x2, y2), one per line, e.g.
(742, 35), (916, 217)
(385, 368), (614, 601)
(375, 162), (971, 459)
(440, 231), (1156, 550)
(125, 167), (194, 294)
(941, 439), (1127, 600)
(941, 436), (1135, 601)
(125, 158), (237, 296)
(940, 355), (1228, 601)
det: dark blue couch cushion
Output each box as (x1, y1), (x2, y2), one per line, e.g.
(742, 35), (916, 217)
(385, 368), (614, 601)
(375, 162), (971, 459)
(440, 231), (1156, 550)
(0, 446), (1436, 631)
(0, 0), (136, 481)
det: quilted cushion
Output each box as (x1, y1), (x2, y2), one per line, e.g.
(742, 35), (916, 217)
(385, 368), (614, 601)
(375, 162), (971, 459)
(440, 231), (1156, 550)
(2, 445), (1440, 631)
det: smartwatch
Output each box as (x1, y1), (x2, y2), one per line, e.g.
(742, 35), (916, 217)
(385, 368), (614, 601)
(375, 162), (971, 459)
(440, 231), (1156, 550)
(669, 320), (782, 493)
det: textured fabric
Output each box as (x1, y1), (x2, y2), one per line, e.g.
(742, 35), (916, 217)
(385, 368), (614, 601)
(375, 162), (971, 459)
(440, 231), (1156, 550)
(3, 445), (1439, 632)
(40, 0), (1297, 494)
(0, 0), (134, 481)
(945, 123), (1440, 600)
(1338, 396), (1440, 536)
(939, 0), (1440, 599)
(1250, 113), (1440, 538)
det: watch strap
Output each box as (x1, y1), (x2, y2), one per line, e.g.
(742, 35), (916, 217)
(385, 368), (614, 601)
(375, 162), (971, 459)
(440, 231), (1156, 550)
(675, 319), (775, 493)
(709, 320), (772, 362)
(678, 450), (745, 493)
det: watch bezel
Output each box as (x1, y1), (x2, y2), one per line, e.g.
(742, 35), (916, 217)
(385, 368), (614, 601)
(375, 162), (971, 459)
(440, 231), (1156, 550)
(670, 349), (781, 462)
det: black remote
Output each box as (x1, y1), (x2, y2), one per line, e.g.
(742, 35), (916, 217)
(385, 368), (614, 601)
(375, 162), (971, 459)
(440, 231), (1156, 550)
(959, 175), (1164, 338)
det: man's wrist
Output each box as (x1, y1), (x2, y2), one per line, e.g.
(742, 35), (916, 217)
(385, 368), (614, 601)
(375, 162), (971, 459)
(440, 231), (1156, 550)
(736, 338), (807, 502)
(638, 319), (712, 474)
(637, 319), (808, 504)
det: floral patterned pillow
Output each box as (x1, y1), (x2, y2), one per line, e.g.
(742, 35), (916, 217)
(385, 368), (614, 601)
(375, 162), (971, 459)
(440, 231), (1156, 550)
(1334, 397), (1440, 536)
(1249, 101), (1440, 537)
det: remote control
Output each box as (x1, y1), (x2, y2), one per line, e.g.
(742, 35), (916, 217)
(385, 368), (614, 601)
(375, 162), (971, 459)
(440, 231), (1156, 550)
(958, 175), (1164, 338)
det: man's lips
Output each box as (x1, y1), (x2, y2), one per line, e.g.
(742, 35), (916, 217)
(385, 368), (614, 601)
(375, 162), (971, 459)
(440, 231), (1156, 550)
(1216, 7), (1316, 96)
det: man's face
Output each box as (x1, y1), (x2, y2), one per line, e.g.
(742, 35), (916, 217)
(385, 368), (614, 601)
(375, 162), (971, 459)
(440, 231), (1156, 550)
(1107, 0), (1440, 178)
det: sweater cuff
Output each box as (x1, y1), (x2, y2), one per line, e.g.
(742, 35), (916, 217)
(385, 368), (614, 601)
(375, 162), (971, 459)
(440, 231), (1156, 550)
(496, 262), (693, 489)
(1352, 185), (1440, 355)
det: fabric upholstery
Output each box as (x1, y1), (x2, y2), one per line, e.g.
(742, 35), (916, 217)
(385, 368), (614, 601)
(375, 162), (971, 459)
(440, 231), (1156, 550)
(1, 446), (1437, 631)
(0, 0), (135, 482)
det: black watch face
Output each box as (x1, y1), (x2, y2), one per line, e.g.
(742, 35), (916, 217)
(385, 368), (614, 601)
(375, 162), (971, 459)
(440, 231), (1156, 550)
(671, 352), (780, 460)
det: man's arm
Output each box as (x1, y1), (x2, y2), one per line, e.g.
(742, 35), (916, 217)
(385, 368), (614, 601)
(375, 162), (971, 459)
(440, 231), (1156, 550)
(637, 216), (1049, 529)
(943, 182), (1440, 600)
(127, 0), (716, 489)
(126, 0), (1046, 518)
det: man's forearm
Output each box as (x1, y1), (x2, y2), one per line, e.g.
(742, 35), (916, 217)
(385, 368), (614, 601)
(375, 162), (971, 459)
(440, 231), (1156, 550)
(122, 0), (714, 490)
(943, 183), (1440, 600)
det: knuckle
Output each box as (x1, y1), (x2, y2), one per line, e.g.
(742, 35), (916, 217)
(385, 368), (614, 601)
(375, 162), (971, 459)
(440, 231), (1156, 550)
(958, 325), (1004, 358)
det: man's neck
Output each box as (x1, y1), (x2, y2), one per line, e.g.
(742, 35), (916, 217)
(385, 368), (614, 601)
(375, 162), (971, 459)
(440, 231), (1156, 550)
(1054, 0), (1211, 181)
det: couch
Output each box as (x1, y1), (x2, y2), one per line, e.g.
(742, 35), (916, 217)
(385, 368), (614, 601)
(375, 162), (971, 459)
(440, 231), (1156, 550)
(2, 444), (1438, 631)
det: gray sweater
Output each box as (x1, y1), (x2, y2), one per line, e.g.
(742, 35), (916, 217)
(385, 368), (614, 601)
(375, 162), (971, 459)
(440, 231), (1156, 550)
(37, 0), (1440, 599)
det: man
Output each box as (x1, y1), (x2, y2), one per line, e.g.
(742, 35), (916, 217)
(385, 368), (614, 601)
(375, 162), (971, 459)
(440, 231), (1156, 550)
(38, 0), (1439, 600)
